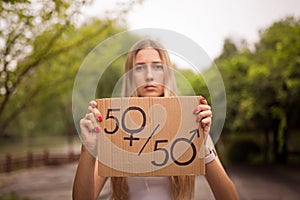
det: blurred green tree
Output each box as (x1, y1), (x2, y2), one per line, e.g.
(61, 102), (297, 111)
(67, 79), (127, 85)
(249, 16), (300, 163)
(213, 16), (300, 163)
(0, 0), (91, 135)
(0, 0), (144, 138)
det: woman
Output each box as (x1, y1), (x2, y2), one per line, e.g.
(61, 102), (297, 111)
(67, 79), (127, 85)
(72, 39), (238, 200)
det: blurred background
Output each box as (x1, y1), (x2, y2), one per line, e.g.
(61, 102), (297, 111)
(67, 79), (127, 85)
(0, 0), (299, 199)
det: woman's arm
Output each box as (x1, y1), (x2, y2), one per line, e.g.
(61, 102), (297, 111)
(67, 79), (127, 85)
(73, 145), (107, 200)
(195, 97), (238, 199)
(204, 151), (239, 200)
(202, 138), (239, 200)
(73, 101), (107, 200)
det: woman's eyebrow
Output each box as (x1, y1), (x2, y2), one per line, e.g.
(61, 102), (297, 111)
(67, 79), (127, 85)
(134, 61), (146, 65)
(135, 61), (162, 65)
(152, 61), (162, 64)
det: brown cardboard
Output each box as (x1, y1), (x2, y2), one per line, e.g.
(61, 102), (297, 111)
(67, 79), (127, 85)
(97, 96), (205, 177)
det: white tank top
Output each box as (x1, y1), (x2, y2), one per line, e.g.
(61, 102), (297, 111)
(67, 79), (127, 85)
(127, 177), (172, 200)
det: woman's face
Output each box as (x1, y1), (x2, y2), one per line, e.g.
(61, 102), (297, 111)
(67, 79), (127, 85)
(133, 48), (165, 97)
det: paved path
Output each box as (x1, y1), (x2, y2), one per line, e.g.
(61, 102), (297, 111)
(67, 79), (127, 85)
(0, 162), (299, 200)
(228, 164), (300, 200)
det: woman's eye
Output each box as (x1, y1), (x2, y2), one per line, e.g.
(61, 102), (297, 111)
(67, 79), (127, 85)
(153, 64), (163, 70)
(134, 65), (146, 72)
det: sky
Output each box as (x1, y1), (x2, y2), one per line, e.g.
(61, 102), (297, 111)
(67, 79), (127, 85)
(81, 0), (300, 68)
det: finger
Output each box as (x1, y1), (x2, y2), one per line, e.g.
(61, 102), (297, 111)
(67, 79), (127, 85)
(199, 96), (207, 105)
(84, 112), (94, 121)
(201, 117), (212, 132)
(80, 118), (94, 133)
(83, 113), (99, 131)
(201, 109), (213, 117)
(85, 113), (101, 132)
(88, 106), (103, 122)
(196, 110), (212, 122)
(199, 104), (211, 111)
(86, 120), (96, 132)
(193, 105), (211, 114)
(201, 117), (211, 126)
(89, 100), (97, 108)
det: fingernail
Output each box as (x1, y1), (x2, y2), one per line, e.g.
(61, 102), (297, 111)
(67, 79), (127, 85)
(196, 116), (201, 122)
(94, 127), (100, 133)
(200, 97), (206, 102)
(98, 115), (103, 122)
(91, 102), (97, 108)
(193, 108), (199, 113)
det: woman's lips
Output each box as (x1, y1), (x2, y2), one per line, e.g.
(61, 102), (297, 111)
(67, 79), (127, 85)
(144, 85), (156, 91)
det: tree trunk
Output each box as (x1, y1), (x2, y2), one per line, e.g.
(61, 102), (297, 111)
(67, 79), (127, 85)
(263, 128), (271, 163)
(272, 119), (288, 163)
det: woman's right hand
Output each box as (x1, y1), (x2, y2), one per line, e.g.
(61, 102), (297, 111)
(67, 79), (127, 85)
(79, 100), (103, 157)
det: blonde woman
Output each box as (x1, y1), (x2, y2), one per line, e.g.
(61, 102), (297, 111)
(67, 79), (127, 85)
(73, 39), (238, 200)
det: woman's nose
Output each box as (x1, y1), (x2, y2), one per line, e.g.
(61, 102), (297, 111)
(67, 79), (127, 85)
(146, 65), (154, 81)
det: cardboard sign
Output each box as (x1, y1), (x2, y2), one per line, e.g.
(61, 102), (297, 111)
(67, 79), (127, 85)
(97, 96), (205, 177)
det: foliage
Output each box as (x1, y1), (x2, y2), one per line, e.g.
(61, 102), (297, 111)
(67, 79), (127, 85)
(0, 0), (91, 134)
(175, 68), (209, 97)
(213, 16), (300, 163)
(0, 0), (144, 137)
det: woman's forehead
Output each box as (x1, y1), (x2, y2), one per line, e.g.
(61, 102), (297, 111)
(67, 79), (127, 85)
(135, 48), (161, 63)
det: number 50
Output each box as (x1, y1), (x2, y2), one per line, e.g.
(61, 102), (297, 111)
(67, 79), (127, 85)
(104, 106), (146, 135)
(151, 129), (198, 167)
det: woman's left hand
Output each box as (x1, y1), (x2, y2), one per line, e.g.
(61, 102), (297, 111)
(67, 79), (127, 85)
(193, 96), (212, 137)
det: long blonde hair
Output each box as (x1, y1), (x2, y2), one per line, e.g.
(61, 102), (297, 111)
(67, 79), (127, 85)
(111, 39), (195, 200)
(122, 39), (177, 97)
